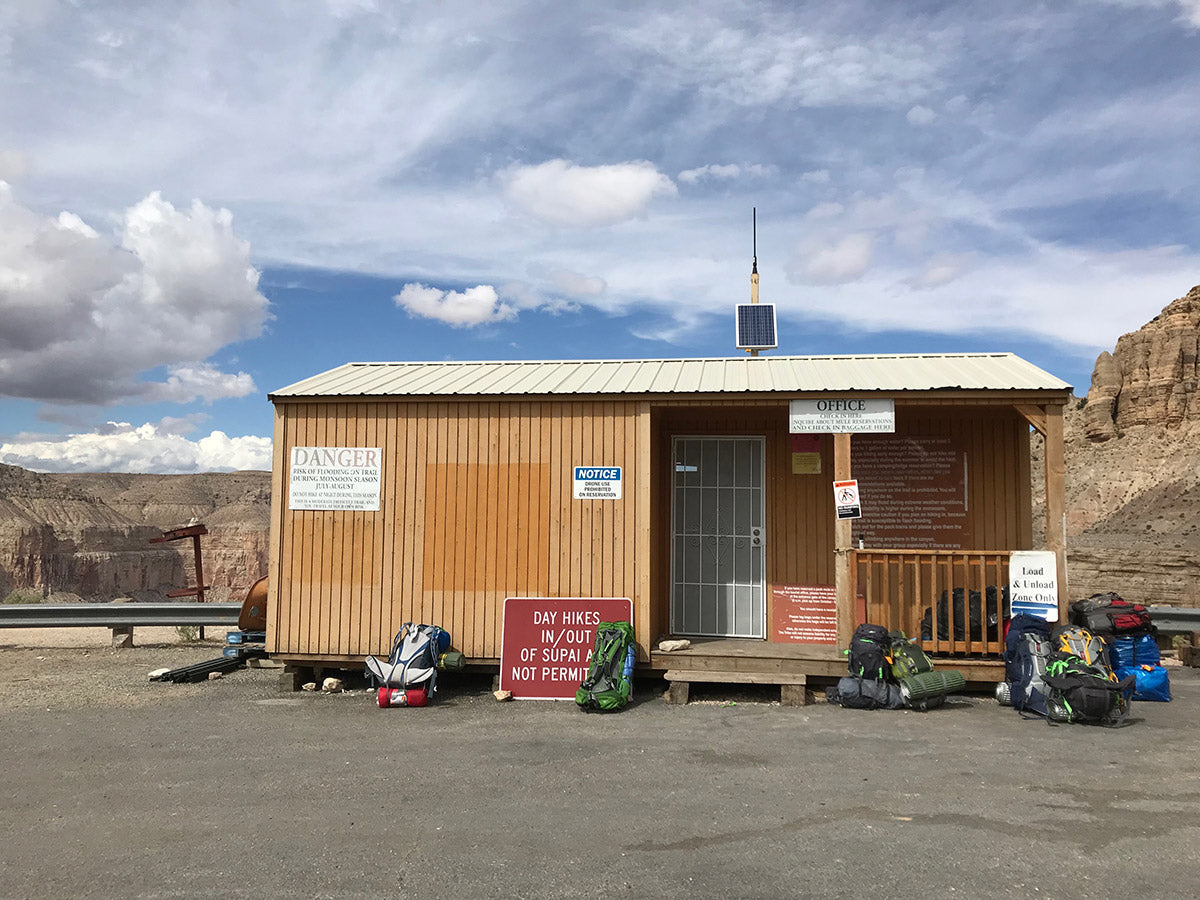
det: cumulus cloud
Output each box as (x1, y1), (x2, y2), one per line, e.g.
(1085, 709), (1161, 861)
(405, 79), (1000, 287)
(394, 282), (516, 327)
(796, 233), (875, 284)
(499, 159), (676, 226)
(906, 105), (936, 125)
(0, 185), (268, 405)
(0, 421), (272, 474)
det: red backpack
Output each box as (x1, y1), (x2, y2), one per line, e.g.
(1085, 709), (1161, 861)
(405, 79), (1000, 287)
(1069, 592), (1154, 637)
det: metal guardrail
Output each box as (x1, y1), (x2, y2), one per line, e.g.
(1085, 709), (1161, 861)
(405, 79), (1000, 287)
(0, 602), (242, 629)
(1148, 606), (1200, 634)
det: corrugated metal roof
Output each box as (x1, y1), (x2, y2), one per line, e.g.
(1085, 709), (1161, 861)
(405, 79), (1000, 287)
(270, 353), (1072, 399)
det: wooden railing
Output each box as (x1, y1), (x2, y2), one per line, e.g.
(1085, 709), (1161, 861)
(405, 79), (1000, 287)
(852, 550), (1010, 658)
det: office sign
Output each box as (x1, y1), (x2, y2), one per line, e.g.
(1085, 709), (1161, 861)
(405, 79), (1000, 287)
(573, 466), (622, 499)
(790, 398), (895, 433)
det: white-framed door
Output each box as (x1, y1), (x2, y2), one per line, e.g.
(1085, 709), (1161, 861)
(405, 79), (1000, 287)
(670, 435), (766, 638)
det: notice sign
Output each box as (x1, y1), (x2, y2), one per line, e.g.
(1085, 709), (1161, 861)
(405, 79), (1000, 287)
(1009, 551), (1059, 622)
(289, 446), (381, 511)
(771, 584), (838, 644)
(573, 466), (622, 499)
(500, 597), (634, 699)
(834, 479), (862, 520)
(790, 398), (895, 434)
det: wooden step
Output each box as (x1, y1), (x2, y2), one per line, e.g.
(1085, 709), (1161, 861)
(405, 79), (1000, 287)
(663, 669), (807, 707)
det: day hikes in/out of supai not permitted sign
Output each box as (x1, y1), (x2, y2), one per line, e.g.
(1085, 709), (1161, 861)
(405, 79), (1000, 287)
(288, 446), (382, 511)
(500, 597), (634, 699)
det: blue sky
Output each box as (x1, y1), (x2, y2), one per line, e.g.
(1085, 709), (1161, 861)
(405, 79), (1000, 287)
(1, 0), (1199, 473)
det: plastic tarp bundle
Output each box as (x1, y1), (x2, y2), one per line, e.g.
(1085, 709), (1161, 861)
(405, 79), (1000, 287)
(1114, 664), (1171, 702)
(1109, 634), (1161, 669)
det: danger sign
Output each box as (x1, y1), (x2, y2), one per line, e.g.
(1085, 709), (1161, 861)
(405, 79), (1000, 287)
(834, 479), (862, 520)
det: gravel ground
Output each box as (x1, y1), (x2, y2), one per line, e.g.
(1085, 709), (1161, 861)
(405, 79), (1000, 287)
(2, 639), (1198, 900)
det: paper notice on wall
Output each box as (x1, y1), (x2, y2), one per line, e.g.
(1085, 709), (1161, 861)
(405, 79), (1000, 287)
(289, 446), (382, 511)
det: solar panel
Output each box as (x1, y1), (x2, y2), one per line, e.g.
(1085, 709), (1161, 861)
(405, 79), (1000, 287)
(735, 303), (778, 350)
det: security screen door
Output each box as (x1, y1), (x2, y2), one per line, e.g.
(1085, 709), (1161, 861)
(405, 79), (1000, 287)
(670, 436), (765, 638)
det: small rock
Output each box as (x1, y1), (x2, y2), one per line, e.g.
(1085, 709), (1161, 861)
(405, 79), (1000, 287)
(322, 677), (344, 693)
(208, 671), (223, 681)
(493, 689), (512, 701)
(657, 639), (691, 652)
(302, 682), (317, 692)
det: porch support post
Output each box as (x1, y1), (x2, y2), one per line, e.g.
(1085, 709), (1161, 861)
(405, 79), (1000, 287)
(635, 402), (653, 657)
(1043, 402), (1069, 618)
(833, 432), (854, 646)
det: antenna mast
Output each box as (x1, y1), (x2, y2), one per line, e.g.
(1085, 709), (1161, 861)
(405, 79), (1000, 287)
(749, 207), (759, 356)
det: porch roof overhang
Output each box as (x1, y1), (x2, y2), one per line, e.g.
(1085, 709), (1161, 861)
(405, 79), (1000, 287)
(270, 353), (1073, 403)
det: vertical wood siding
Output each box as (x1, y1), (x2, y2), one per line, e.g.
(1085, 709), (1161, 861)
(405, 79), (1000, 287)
(267, 397), (1033, 659)
(269, 399), (650, 658)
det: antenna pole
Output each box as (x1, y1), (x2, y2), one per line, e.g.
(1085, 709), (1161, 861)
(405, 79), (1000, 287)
(749, 207), (759, 356)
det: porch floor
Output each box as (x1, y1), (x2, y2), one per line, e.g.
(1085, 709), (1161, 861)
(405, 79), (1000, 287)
(649, 637), (1004, 684)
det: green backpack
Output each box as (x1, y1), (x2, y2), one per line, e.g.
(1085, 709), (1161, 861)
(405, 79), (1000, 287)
(575, 621), (636, 712)
(890, 631), (934, 679)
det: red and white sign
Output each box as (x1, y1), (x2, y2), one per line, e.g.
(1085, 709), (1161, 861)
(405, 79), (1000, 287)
(834, 479), (862, 520)
(500, 597), (633, 700)
(771, 584), (838, 644)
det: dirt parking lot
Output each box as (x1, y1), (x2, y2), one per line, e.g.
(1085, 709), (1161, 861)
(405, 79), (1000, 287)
(1, 637), (1198, 900)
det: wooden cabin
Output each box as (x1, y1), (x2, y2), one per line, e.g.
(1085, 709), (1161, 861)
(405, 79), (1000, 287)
(265, 354), (1071, 688)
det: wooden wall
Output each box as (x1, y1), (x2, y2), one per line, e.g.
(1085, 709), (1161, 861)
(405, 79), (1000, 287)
(267, 396), (1034, 661)
(650, 402), (1032, 642)
(267, 399), (651, 661)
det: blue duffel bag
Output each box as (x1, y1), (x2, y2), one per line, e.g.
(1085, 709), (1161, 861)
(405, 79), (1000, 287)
(1114, 664), (1171, 702)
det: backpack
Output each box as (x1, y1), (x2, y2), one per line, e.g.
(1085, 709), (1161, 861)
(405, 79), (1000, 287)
(1043, 652), (1134, 726)
(834, 675), (905, 710)
(575, 621), (636, 712)
(1002, 614), (1053, 715)
(1051, 624), (1112, 673)
(848, 624), (892, 680)
(890, 631), (934, 680)
(364, 622), (449, 693)
(1069, 593), (1155, 637)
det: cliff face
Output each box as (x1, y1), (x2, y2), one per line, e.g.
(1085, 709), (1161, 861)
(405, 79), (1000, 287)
(1085, 285), (1200, 440)
(1033, 284), (1200, 606)
(0, 465), (270, 603)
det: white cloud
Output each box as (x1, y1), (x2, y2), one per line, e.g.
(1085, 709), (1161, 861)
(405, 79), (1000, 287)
(547, 269), (606, 298)
(0, 185), (268, 405)
(394, 282), (516, 327)
(801, 170), (831, 184)
(499, 159), (676, 227)
(905, 253), (975, 289)
(906, 105), (936, 125)
(678, 163), (776, 183)
(797, 233), (875, 284)
(0, 422), (271, 474)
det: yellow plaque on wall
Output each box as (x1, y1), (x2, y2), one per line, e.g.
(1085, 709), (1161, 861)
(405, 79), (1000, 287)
(792, 452), (821, 474)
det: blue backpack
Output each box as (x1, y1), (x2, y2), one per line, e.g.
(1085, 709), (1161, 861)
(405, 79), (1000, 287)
(1005, 614), (1053, 716)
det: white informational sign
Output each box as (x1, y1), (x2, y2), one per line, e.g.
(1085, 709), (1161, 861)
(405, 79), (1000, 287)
(790, 398), (895, 433)
(289, 446), (382, 511)
(573, 466), (622, 500)
(1009, 550), (1059, 622)
(833, 479), (862, 520)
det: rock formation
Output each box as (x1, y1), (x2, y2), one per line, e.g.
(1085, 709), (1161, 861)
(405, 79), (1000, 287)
(1084, 284), (1200, 440)
(0, 464), (269, 603)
